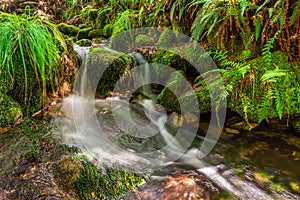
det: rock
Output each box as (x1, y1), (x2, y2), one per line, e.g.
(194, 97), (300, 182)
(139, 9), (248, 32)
(0, 93), (22, 128)
(135, 34), (155, 47)
(88, 29), (104, 38)
(76, 39), (92, 47)
(166, 112), (183, 132)
(121, 172), (220, 200)
(76, 27), (93, 40)
(86, 47), (136, 96)
(57, 23), (79, 36)
(157, 29), (176, 48)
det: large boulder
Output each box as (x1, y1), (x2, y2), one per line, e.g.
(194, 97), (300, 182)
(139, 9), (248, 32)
(86, 47), (137, 97)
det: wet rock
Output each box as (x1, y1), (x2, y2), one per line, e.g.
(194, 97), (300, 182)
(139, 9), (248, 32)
(121, 171), (220, 200)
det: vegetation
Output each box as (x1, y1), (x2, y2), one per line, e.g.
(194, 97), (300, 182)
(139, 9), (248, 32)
(0, 12), (67, 111)
(0, 0), (300, 199)
(75, 163), (144, 199)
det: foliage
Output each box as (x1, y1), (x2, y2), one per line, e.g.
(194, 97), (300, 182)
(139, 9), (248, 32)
(195, 47), (300, 124)
(0, 12), (66, 106)
(188, 0), (300, 60)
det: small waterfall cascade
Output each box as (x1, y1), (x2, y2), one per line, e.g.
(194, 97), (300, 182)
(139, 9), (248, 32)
(74, 44), (91, 96)
(60, 47), (279, 199)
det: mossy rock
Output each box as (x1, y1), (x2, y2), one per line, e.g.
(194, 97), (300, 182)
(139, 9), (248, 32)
(88, 29), (104, 38)
(57, 23), (79, 36)
(135, 34), (155, 47)
(75, 39), (92, 47)
(103, 24), (113, 37)
(75, 163), (144, 199)
(151, 50), (198, 79)
(158, 29), (176, 48)
(156, 75), (211, 113)
(86, 47), (136, 96)
(77, 27), (93, 40)
(53, 157), (82, 193)
(0, 93), (22, 127)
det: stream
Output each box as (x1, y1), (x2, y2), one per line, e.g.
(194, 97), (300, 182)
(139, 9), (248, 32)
(56, 45), (300, 199)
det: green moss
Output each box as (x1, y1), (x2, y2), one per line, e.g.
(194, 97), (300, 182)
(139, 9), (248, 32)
(77, 27), (93, 40)
(75, 163), (144, 200)
(88, 29), (104, 38)
(87, 47), (136, 96)
(54, 157), (82, 193)
(103, 24), (113, 37)
(75, 162), (99, 199)
(0, 93), (22, 127)
(135, 34), (155, 46)
(57, 23), (79, 36)
(98, 167), (144, 199)
(76, 39), (92, 47)
(158, 28), (176, 48)
(151, 49), (197, 78)
(290, 182), (300, 194)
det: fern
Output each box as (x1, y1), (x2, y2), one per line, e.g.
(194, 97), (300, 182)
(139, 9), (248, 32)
(258, 86), (274, 123)
(274, 88), (283, 119)
(262, 30), (281, 64)
(255, 17), (261, 41)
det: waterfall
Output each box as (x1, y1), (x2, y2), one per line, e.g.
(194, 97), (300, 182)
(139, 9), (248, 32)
(74, 44), (91, 96)
(60, 47), (276, 199)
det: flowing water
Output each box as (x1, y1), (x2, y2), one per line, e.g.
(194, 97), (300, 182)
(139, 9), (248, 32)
(57, 46), (300, 199)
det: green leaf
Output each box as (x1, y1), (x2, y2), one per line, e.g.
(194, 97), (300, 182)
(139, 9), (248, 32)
(255, 17), (261, 41)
